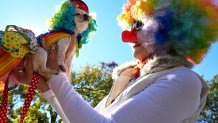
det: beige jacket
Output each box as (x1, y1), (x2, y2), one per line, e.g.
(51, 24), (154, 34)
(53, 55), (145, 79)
(96, 55), (208, 123)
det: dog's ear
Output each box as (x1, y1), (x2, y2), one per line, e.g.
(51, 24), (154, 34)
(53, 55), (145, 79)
(6, 25), (17, 32)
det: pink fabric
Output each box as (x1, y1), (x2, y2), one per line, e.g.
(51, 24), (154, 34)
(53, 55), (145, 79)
(0, 72), (9, 83)
(0, 72), (19, 88)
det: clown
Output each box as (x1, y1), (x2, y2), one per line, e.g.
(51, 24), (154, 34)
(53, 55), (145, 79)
(19, 0), (218, 123)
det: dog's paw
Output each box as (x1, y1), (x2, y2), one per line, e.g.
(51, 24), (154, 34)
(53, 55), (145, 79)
(58, 65), (66, 72)
(54, 69), (59, 75)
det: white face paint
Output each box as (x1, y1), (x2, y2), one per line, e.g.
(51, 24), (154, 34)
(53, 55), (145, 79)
(74, 8), (89, 33)
(136, 16), (159, 50)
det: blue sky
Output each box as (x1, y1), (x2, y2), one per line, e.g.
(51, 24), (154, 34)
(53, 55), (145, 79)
(0, 0), (217, 81)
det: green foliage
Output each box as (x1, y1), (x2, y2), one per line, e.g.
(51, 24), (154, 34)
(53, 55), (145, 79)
(71, 62), (117, 107)
(0, 83), (62, 123)
(6, 85), (50, 123)
(199, 75), (218, 123)
(0, 62), (117, 122)
(0, 63), (217, 122)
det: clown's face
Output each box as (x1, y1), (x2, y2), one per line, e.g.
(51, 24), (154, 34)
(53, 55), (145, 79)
(137, 18), (158, 46)
(74, 8), (89, 33)
(132, 44), (151, 61)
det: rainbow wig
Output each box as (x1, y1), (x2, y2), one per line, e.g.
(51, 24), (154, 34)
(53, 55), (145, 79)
(118, 0), (218, 64)
(43, 0), (97, 56)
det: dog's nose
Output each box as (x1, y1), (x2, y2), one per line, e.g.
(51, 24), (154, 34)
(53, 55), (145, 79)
(83, 14), (89, 21)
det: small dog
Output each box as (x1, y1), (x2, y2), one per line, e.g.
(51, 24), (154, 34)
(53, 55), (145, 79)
(4, 7), (90, 80)
(34, 7), (90, 79)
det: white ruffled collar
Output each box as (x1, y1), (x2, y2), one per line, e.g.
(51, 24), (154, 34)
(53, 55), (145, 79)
(112, 55), (193, 79)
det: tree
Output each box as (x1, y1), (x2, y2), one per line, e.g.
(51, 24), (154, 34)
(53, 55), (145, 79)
(6, 85), (50, 123)
(199, 75), (218, 123)
(71, 62), (117, 107)
(0, 62), (117, 122)
(1, 63), (218, 122)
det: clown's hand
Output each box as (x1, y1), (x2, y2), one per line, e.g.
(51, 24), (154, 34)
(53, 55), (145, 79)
(13, 54), (33, 84)
(13, 54), (49, 92)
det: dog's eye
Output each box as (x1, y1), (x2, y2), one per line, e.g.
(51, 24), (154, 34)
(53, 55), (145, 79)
(83, 14), (88, 17)
(83, 14), (90, 20)
(74, 13), (81, 16)
(74, 13), (90, 21)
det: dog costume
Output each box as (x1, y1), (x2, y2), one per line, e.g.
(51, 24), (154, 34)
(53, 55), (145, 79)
(0, 25), (39, 123)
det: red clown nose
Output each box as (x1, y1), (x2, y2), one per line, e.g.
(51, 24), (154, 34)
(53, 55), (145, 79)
(121, 28), (137, 44)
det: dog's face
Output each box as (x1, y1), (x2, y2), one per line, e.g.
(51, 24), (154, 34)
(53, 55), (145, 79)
(74, 8), (89, 33)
